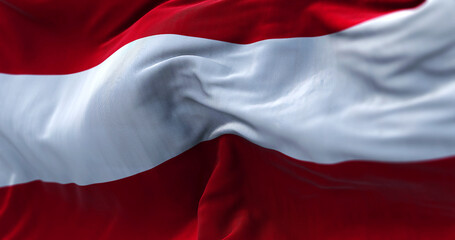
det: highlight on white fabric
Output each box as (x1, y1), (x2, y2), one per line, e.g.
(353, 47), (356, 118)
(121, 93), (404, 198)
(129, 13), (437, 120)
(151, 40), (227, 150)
(0, 0), (454, 186)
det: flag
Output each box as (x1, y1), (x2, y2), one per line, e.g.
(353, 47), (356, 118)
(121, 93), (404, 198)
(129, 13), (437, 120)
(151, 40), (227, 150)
(1, 0), (455, 239)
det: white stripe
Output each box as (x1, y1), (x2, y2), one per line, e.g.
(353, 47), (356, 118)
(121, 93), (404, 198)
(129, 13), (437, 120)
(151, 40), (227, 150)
(0, 0), (454, 186)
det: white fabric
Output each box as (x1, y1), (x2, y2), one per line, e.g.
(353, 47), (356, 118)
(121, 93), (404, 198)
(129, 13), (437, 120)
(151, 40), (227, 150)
(0, 0), (454, 186)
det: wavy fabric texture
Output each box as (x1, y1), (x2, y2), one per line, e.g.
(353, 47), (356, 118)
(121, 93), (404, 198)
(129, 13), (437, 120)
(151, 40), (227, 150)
(1, 0), (455, 186)
(1, 135), (455, 239)
(0, 0), (423, 74)
(1, 0), (455, 239)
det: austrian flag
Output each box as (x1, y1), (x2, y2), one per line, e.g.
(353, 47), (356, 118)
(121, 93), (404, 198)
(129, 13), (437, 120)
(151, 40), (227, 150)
(1, 0), (455, 239)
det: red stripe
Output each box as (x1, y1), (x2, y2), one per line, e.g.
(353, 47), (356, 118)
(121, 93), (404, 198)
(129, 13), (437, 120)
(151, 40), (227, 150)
(1, 134), (454, 239)
(0, 0), (423, 74)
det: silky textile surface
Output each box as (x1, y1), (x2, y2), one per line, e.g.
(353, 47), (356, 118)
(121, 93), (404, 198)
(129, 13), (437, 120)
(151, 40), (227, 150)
(1, 0), (455, 239)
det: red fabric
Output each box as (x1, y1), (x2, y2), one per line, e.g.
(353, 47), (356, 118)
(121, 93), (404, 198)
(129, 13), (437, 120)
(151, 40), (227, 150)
(1, 135), (454, 239)
(0, 0), (423, 74)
